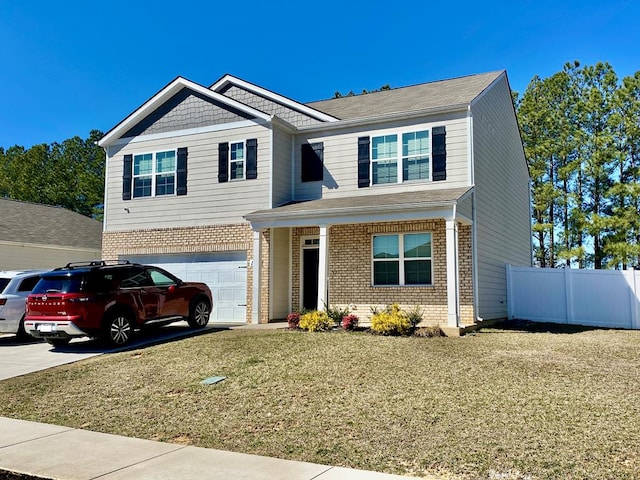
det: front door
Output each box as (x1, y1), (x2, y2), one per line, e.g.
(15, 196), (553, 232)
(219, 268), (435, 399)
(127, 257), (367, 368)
(302, 247), (319, 310)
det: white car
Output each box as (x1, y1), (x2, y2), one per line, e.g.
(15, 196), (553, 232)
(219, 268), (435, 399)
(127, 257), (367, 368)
(0, 270), (49, 338)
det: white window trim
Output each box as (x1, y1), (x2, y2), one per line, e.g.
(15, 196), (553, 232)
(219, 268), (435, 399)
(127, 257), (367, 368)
(229, 140), (246, 181)
(371, 232), (434, 286)
(370, 127), (432, 185)
(132, 149), (177, 198)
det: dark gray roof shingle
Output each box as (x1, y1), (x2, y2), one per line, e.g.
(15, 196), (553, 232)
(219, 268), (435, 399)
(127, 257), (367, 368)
(306, 71), (503, 120)
(0, 199), (102, 249)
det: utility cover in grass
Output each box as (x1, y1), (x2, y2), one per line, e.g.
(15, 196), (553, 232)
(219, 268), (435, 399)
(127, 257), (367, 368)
(201, 376), (226, 385)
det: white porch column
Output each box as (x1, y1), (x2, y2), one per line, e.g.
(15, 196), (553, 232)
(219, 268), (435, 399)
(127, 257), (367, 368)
(317, 224), (329, 311)
(445, 219), (460, 327)
(251, 229), (261, 324)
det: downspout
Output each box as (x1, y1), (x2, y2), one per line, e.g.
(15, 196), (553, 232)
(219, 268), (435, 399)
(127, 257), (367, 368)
(101, 144), (109, 234)
(468, 106), (482, 323)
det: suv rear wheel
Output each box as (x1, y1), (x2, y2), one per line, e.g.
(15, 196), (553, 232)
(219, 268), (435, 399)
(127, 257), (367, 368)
(104, 311), (133, 346)
(188, 298), (211, 329)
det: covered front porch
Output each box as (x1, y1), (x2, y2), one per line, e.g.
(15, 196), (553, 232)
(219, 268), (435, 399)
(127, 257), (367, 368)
(246, 188), (476, 329)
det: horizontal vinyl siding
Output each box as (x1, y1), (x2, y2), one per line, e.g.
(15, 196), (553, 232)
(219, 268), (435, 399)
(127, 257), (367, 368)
(472, 75), (531, 320)
(271, 127), (293, 207)
(270, 227), (290, 319)
(293, 112), (470, 201)
(457, 193), (473, 220)
(0, 244), (101, 270)
(105, 125), (271, 231)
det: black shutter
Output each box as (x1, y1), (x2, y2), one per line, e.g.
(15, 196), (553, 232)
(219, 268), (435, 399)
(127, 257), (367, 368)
(176, 147), (187, 195)
(432, 126), (446, 181)
(218, 142), (229, 183)
(301, 142), (324, 182)
(246, 138), (258, 179)
(122, 154), (132, 200)
(357, 136), (370, 188)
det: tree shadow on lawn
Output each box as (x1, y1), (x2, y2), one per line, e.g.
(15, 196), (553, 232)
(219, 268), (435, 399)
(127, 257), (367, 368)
(481, 318), (614, 335)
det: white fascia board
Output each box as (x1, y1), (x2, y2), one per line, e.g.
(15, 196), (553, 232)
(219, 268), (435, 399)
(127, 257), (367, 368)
(99, 77), (272, 148)
(469, 70), (506, 107)
(246, 206), (456, 230)
(297, 103), (470, 134)
(211, 74), (339, 123)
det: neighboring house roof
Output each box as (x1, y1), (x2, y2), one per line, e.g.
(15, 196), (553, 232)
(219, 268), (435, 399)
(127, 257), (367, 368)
(246, 187), (473, 228)
(306, 71), (504, 120)
(0, 198), (102, 249)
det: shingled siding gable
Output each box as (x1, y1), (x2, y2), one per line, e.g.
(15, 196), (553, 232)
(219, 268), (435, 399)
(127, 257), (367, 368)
(122, 88), (254, 138)
(218, 84), (324, 129)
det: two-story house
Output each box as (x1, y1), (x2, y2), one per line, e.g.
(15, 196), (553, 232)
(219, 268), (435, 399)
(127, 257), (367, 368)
(98, 71), (531, 333)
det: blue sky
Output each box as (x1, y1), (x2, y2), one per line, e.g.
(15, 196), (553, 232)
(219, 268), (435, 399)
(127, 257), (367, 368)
(1, 0), (638, 149)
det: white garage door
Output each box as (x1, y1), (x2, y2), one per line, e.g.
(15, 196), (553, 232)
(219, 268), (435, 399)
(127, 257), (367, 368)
(124, 253), (247, 322)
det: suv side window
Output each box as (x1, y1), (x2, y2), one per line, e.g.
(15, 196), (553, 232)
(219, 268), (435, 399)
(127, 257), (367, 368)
(17, 275), (40, 292)
(147, 268), (177, 287)
(120, 267), (153, 288)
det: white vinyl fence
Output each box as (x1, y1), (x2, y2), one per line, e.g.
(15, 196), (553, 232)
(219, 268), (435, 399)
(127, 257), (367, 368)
(506, 264), (640, 330)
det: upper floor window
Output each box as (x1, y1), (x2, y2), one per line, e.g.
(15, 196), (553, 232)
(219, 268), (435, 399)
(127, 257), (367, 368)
(371, 130), (430, 185)
(230, 142), (245, 180)
(133, 150), (176, 198)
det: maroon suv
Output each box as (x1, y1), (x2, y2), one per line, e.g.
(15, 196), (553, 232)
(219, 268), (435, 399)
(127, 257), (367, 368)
(25, 261), (212, 347)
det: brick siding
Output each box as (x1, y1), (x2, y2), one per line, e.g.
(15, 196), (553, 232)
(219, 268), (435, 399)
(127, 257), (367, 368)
(291, 221), (474, 326)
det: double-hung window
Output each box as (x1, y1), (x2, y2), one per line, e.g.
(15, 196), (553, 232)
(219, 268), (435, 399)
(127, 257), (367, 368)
(372, 233), (432, 286)
(372, 135), (398, 184)
(371, 129), (430, 185)
(133, 150), (176, 198)
(230, 142), (245, 180)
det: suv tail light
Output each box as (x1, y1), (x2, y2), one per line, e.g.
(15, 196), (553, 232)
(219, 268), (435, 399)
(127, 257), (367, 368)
(0, 298), (6, 306)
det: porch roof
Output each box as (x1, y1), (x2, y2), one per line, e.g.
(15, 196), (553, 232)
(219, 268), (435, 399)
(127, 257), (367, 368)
(245, 186), (473, 229)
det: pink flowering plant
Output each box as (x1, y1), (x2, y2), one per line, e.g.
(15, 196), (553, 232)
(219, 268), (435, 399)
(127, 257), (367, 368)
(341, 314), (359, 331)
(287, 312), (301, 329)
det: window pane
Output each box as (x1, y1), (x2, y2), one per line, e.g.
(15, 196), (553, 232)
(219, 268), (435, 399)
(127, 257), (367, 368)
(373, 235), (399, 259)
(405, 260), (432, 285)
(231, 142), (244, 161)
(155, 173), (175, 196)
(372, 135), (397, 160)
(133, 177), (152, 197)
(372, 160), (397, 184)
(404, 233), (431, 258)
(230, 160), (244, 180)
(403, 156), (429, 181)
(156, 151), (175, 173)
(133, 154), (152, 175)
(374, 261), (400, 285)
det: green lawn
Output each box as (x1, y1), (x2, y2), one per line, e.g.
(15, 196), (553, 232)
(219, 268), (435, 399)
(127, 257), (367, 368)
(1, 322), (639, 479)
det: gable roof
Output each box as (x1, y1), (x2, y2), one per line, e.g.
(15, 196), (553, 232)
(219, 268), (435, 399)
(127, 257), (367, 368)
(98, 77), (273, 147)
(211, 74), (339, 124)
(306, 71), (504, 120)
(0, 199), (102, 250)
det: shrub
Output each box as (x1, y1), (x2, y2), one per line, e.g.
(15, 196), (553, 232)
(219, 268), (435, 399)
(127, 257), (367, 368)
(287, 312), (301, 329)
(406, 305), (424, 328)
(371, 304), (413, 336)
(299, 310), (333, 332)
(414, 325), (445, 337)
(325, 304), (350, 324)
(341, 314), (359, 331)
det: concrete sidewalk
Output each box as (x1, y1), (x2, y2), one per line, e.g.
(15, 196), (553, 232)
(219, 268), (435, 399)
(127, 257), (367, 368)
(0, 417), (419, 480)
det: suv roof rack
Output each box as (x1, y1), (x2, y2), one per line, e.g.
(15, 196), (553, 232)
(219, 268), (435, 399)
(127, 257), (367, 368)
(56, 260), (133, 270)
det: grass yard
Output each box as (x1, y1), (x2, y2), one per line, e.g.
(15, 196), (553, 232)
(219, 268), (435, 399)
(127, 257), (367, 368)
(0, 322), (639, 479)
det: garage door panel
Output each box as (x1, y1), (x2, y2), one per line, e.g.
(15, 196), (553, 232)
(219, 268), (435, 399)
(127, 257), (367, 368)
(123, 253), (247, 322)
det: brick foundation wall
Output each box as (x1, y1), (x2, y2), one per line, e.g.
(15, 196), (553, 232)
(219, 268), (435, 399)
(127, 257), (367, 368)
(291, 221), (474, 326)
(102, 223), (271, 324)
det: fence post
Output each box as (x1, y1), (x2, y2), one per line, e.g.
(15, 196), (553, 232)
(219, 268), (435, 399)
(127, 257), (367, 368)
(506, 264), (513, 319)
(633, 270), (639, 329)
(564, 267), (572, 324)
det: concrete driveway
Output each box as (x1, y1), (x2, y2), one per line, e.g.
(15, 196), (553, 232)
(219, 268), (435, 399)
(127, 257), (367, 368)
(0, 322), (243, 381)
